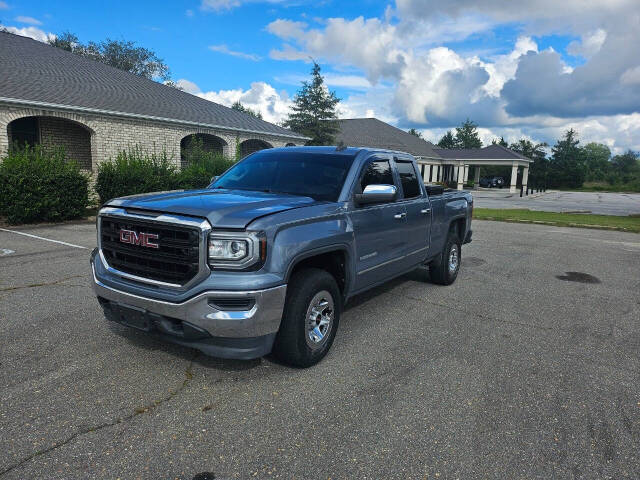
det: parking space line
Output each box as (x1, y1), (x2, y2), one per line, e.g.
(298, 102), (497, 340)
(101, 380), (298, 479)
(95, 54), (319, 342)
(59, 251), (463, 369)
(0, 228), (89, 249)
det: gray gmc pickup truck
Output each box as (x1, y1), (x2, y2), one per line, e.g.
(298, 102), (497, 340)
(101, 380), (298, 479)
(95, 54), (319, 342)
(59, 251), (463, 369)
(91, 146), (473, 367)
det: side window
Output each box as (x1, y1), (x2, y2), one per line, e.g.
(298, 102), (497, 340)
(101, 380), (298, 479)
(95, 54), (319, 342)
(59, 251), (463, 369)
(359, 160), (394, 192)
(396, 161), (421, 199)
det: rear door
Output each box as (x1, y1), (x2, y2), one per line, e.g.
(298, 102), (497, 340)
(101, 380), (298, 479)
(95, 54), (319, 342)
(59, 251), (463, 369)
(350, 156), (408, 291)
(394, 157), (431, 266)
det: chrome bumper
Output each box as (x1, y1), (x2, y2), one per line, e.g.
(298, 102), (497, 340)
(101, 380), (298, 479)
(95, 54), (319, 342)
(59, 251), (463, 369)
(91, 263), (286, 338)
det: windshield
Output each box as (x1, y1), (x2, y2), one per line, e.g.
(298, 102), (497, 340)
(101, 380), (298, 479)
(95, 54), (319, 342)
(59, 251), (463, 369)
(212, 150), (355, 201)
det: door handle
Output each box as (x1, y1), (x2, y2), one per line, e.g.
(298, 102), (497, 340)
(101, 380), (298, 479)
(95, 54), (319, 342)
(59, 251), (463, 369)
(394, 213), (406, 219)
(421, 208), (431, 214)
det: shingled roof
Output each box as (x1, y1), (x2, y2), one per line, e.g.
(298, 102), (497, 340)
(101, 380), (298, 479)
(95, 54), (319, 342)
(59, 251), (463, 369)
(331, 118), (442, 159)
(434, 144), (532, 162)
(0, 32), (305, 139)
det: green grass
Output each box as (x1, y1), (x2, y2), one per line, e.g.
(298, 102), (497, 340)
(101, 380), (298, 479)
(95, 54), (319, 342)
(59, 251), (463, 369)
(473, 208), (640, 233)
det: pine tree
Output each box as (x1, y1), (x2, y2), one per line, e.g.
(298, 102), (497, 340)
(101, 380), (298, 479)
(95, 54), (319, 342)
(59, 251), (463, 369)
(492, 136), (508, 147)
(407, 128), (423, 138)
(454, 119), (482, 149)
(283, 62), (340, 145)
(231, 101), (263, 119)
(437, 130), (456, 149)
(548, 129), (585, 188)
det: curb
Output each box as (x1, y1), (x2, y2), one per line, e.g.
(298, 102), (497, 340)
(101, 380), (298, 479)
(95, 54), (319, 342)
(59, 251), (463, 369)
(474, 217), (638, 233)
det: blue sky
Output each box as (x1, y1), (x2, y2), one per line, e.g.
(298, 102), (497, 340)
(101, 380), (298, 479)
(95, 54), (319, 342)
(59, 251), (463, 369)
(1, 0), (639, 152)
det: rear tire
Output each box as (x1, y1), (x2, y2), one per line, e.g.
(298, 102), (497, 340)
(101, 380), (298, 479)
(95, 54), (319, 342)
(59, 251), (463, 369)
(273, 268), (341, 367)
(429, 230), (462, 285)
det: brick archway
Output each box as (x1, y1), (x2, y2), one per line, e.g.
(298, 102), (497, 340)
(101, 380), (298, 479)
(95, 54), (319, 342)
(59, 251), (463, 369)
(6, 115), (94, 170)
(239, 139), (273, 159)
(180, 133), (228, 167)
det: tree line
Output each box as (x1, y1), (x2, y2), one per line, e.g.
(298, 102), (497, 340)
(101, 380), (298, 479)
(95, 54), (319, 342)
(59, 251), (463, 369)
(428, 119), (639, 190)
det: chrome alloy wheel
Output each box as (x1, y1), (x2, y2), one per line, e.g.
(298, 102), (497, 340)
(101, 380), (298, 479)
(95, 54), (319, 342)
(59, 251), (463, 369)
(448, 244), (459, 274)
(305, 290), (334, 348)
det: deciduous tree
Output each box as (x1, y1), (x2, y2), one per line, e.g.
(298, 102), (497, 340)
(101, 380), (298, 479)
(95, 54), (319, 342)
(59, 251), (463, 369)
(48, 32), (171, 82)
(582, 143), (611, 182)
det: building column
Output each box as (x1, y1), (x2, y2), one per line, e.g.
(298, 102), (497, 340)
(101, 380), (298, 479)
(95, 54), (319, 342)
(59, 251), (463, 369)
(464, 165), (469, 182)
(474, 166), (480, 189)
(509, 163), (519, 193)
(457, 164), (464, 190)
(0, 121), (9, 159)
(522, 166), (529, 194)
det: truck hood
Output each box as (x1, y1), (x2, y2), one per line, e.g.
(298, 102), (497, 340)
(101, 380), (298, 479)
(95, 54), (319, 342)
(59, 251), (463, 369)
(106, 189), (317, 229)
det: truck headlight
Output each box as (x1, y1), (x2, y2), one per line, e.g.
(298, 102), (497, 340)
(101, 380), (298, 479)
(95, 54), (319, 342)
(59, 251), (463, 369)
(208, 232), (266, 270)
(209, 238), (248, 260)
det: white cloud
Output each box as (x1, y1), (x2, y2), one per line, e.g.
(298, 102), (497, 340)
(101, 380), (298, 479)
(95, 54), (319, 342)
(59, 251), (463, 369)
(200, 0), (293, 12)
(567, 29), (607, 58)
(209, 44), (261, 61)
(180, 79), (292, 124)
(481, 36), (538, 97)
(0, 1), (8, 9)
(0, 24), (54, 42)
(276, 72), (372, 89)
(14, 15), (41, 25)
(201, 0), (241, 11)
(185, 9), (194, 17)
(175, 79), (201, 94)
(267, 19), (307, 41)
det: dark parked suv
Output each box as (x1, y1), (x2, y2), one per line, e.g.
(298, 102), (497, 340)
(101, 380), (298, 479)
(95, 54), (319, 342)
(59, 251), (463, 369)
(479, 176), (505, 188)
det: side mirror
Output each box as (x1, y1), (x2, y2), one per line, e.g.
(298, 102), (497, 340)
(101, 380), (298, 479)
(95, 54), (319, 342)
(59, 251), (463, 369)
(355, 184), (397, 205)
(210, 175), (219, 184)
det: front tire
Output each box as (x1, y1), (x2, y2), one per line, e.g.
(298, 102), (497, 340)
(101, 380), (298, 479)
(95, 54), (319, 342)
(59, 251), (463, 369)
(273, 268), (341, 367)
(429, 231), (462, 285)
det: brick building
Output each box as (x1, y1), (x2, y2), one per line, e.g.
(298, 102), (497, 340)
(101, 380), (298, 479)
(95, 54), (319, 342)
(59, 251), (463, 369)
(0, 32), (306, 172)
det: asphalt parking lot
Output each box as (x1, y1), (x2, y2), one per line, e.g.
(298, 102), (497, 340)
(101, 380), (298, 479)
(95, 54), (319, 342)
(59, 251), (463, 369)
(473, 190), (640, 216)
(1, 220), (639, 479)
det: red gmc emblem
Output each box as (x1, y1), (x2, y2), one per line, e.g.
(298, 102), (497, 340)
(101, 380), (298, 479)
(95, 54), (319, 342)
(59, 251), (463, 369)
(119, 229), (159, 248)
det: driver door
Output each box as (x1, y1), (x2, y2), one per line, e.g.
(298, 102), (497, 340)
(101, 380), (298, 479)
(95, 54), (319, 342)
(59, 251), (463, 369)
(350, 156), (408, 291)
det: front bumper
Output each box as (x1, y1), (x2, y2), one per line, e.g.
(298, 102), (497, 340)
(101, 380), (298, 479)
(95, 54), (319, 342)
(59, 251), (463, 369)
(91, 261), (287, 359)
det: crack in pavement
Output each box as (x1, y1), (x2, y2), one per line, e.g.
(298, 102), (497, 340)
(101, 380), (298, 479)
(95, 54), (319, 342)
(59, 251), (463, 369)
(0, 352), (199, 478)
(0, 275), (84, 292)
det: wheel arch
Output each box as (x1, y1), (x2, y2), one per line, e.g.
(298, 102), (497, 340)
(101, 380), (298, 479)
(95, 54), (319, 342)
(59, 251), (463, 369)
(285, 245), (353, 299)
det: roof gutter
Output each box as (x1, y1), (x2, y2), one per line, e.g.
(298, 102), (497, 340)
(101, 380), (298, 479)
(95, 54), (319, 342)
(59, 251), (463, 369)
(417, 157), (533, 163)
(0, 97), (310, 141)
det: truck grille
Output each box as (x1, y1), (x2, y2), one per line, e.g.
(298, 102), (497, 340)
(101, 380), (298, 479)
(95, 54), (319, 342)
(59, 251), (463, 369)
(100, 217), (201, 285)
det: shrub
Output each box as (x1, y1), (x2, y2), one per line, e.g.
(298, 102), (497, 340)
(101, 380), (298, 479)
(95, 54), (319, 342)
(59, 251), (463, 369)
(177, 136), (235, 189)
(95, 147), (178, 204)
(0, 145), (89, 224)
